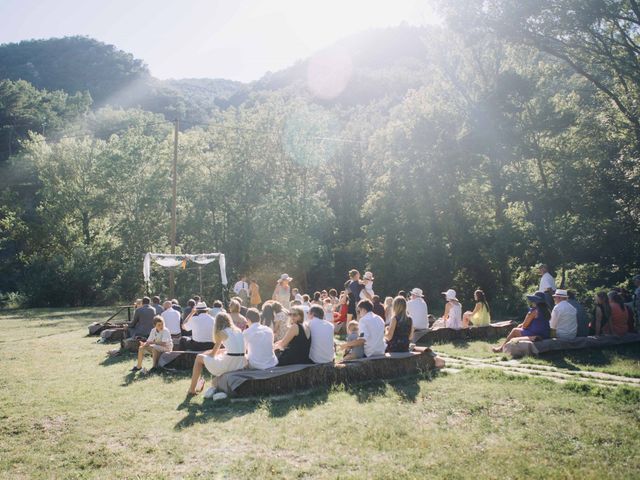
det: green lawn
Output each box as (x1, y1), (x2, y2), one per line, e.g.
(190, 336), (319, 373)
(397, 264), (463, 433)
(432, 339), (640, 378)
(1, 308), (639, 479)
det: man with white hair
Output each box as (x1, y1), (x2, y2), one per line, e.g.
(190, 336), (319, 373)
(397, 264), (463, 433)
(161, 300), (182, 335)
(407, 288), (429, 331)
(550, 289), (577, 340)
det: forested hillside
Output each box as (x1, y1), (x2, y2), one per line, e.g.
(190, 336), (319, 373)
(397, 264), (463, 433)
(1, 0), (638, 308)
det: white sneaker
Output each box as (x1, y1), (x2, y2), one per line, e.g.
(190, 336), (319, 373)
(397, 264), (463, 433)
(212, 392), (228, 401)
(203, 387), (216, 399)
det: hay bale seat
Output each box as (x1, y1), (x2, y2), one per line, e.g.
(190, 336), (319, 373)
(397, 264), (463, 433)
(503, 333), (640, 358)
(414, 320), (517, 345)
(226, 348), (438, 398)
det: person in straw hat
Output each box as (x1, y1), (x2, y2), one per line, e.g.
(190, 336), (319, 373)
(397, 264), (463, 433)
(406, 288), (429, 331)
(441, 289), (462, 330)
(180, 301), (215, 351)
(550, 289), (577, 340)
(272, 273), (293, 309)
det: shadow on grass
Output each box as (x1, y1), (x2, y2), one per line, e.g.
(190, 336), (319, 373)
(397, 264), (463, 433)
(535, 344), (640, 373)
(100, 351), (134, 366)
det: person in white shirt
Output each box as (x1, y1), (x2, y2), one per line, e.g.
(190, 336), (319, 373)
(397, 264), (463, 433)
(181, 302), (215, 351)
(161, 300), (182, 335)
(550, 289), (577, 340)
(209, 300), (226, 319)
(538, 264), (556, 293)
(360, 271), (375, 300)
(407, 288), (429, 330)
(234, 276), (249, 296)
(188, 312), (246, 397)
(339, 299), (386, 358)
(131, 316), (172, 372)
(441, 289), (462, 330)
(307, 305), (336, 364)
(243, 311), (278, 370)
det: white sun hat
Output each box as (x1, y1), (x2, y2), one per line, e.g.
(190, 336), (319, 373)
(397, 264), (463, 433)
(279, 273), (293, 282)
(410, 288), (424, 298)
(441, 289), (458, 301)
(195, 301), (209, 311)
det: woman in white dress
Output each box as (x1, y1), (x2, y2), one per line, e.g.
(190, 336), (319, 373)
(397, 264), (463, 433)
(272, 273), (292, 310)
(442, 289), (462, 330)
(187, 313), (246, 398)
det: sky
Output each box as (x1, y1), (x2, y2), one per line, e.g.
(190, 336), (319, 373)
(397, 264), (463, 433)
(0, 0), (438, 82)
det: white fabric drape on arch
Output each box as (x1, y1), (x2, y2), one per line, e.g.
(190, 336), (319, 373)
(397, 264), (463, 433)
(143, 252), (228, 286)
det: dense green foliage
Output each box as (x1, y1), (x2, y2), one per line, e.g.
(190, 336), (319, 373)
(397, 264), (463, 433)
(1, 3), (639, 307)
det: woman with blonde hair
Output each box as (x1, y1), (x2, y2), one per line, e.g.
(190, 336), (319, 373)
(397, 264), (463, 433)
(188, 312), (245, 398)
(228, 299), (248, 330)
(385, 296), (413, 352)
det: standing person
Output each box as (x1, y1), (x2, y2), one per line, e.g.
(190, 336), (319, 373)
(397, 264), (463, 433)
(549, 289), (577, 340)
(187, 313), (245, 397)
(307, 305), (335, 364)
(493, 292), (551, 352)
(607, 291), (631, 336)
(130, 316), (173, 372)
(181, 302), (215, 351)
(161, 300), (182, 336)
(566, 291), (589, 337)
(591, 291), (611, 335)
(151, 296), (163, 315)
(538, 264), (556, 293)
(243, 309), (278, 370)
(126, 297), (157, 339)
(462, 290), (491, 328)
(249, 279), (262, 309)
(275, 306), (311, 366)
(233, 275), (250, 306)
(272, 274), (293, 310)
(441, 289), (462, 330)
(338, 300), (386, 358)
(228, 299), (248, 330)
(407, 288), (429, 331)
(385, 296), (413, 353)
(345, 269), (364, 321)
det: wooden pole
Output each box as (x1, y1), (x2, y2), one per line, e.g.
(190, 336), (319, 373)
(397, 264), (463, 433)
(169, 118), (178, 299)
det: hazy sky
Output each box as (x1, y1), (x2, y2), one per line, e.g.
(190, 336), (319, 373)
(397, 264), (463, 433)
(0, 0), (438, 82)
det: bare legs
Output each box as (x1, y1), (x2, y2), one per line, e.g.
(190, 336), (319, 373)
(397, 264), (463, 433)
(188, 354), (206, 394)
(462, 312), (472, 328)
(492, 327), (524, 353)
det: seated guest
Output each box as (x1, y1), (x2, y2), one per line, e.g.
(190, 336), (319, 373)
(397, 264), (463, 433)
(591, 291), (611, 335)
(302, 294), (311, 308)
(463, 290), (491, 328)
(383, 296), (394, 325)
(493, 292), (551, 352)
(372, 295), (386, 319)
(209, 300), (225, 318)
(323, 297), (334, 322)
(260, 300), (275, 328)
(231, 296), (249, 316)
(161, 300), (182, 336)
(181, 302), (215, 351)
(243, 308), (278, 369)
(329, 289), (339, 307)
(550, 289), (577, 340)
(385, 296), (413, 353)
(567, 291), (589, 337)
(229, 299), (248, 330)
(407, 288), (429, 331)
(606, 291), (631, 336)
(312, 291), (322, 305)
(151, 296), (163, 315)
(182, 299), (196, 321)
(245, 308), (261, 328)
(126, 296), (157, 339)
(271, 301), (289, 343)
(333, 292), (349, 334)
(131, 316), (172, 372)
(171, 299), (183, 314)
(308, 305), (335, 364)
(187, 313), (246, 397)
(342, 321), (365, 360)
(339, 300), (386, 358)
(441, 289), (462, 330)
(275, 306), (312, 366)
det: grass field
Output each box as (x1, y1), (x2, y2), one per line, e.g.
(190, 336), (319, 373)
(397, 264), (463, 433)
(1, 308), (639, 479)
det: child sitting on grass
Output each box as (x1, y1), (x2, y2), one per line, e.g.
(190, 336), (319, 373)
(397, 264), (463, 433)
(131, 316), (173, 373)
(341, 320), (364, 361)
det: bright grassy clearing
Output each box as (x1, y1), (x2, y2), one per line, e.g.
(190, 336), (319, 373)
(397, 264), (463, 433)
(1, 309), (639, 480)
(431, 338), (640, 378)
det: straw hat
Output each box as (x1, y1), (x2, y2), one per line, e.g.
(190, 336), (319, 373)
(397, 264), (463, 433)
(278, 273), (293, 282)
(552, 289), (568, 298)
(195, 301), (209, 311)
(410, 288), (424, 298)
(441, 289), (458, 301)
